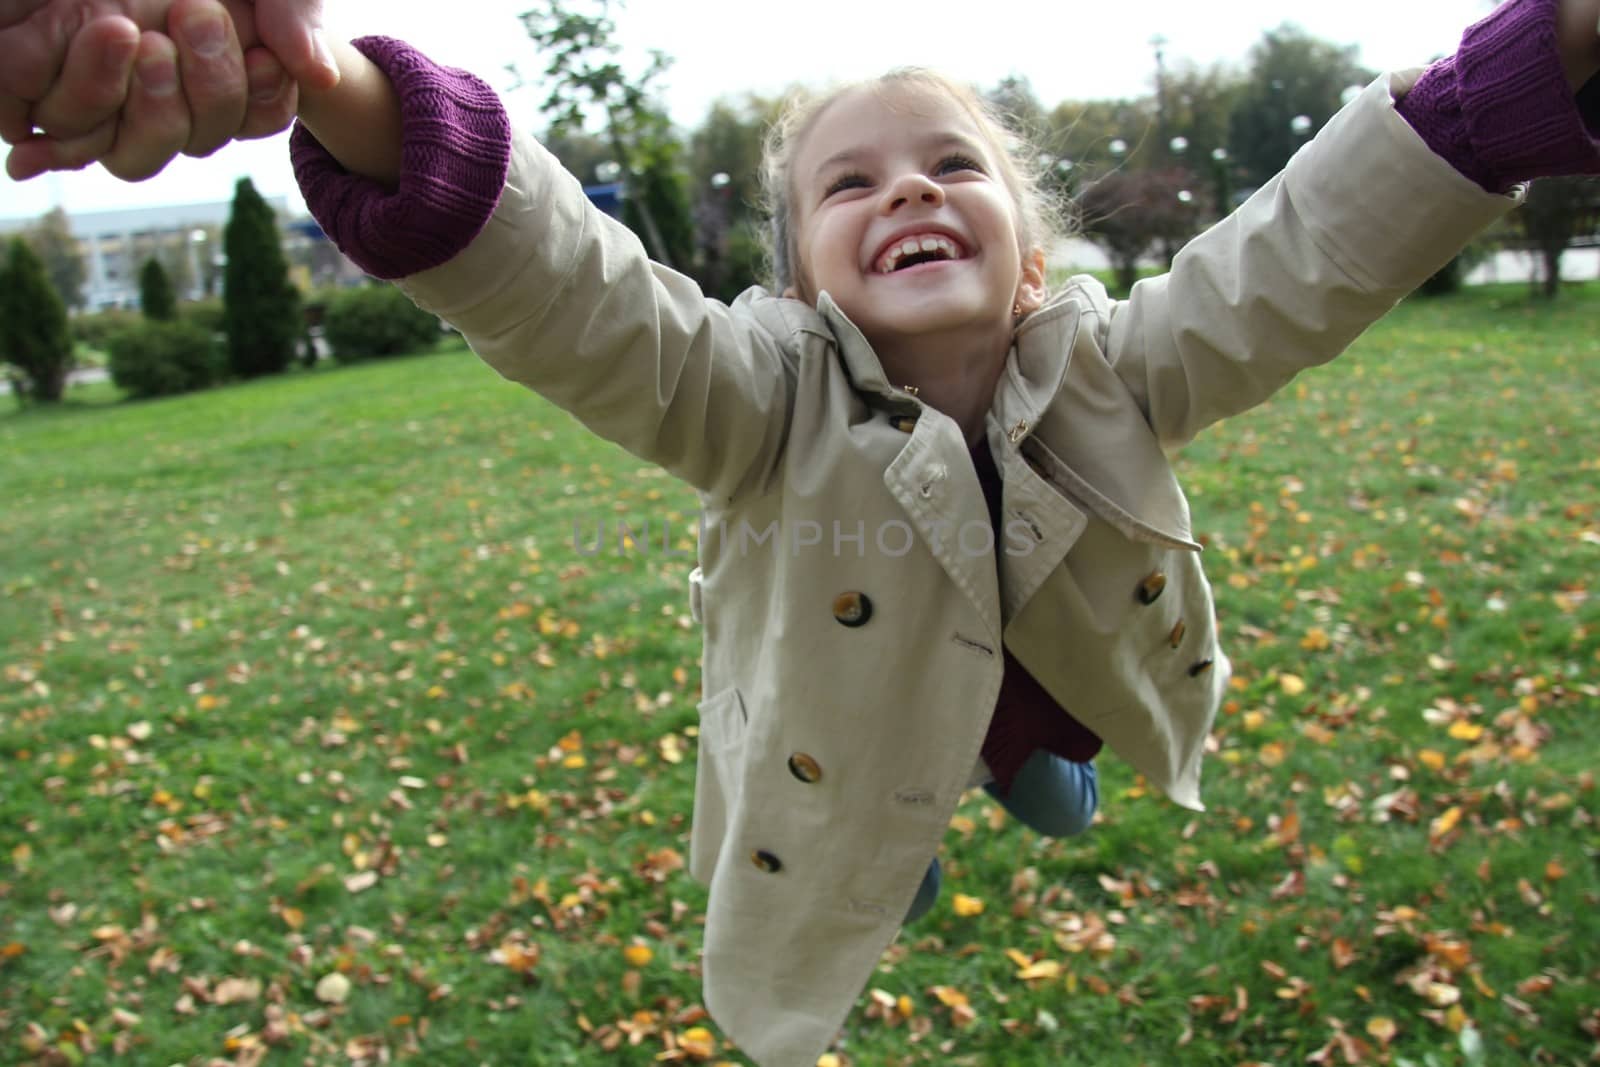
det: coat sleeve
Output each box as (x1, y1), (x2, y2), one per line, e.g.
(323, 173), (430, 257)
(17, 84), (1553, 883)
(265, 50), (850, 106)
(1103, 73), (1517, 451)
(395, 128), (796, 505)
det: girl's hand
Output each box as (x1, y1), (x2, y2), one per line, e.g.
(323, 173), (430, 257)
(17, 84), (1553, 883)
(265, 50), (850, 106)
(1556, 0), (1600, 91)
(1, 0), (327, 181)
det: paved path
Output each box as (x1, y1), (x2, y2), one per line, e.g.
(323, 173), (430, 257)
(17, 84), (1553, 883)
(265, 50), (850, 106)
(0, 366), (109, 396)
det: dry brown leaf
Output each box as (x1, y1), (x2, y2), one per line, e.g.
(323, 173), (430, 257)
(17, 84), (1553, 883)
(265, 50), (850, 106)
(213, 977), (262, 1005)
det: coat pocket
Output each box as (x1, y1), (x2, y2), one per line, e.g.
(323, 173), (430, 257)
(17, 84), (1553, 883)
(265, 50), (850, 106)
(689, 686), (749, 884)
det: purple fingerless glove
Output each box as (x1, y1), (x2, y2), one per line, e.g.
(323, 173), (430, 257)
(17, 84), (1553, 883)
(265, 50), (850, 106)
(290, 36), (511, 279)
(1398, 0), (1600, 192)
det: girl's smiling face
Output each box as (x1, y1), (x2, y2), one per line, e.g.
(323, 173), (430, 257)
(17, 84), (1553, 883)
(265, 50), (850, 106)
(784, 83), (1046, 358)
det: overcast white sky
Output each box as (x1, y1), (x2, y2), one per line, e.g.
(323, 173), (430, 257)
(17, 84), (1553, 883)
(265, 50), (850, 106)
(1, 0), (1496, 221)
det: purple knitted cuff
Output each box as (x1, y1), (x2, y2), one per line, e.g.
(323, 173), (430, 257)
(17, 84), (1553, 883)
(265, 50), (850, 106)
(290, 36), (511, 280)
(1397, 0), (1600, 193)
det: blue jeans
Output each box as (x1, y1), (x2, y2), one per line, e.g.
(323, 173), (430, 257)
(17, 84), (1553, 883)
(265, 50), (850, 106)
(904, 752), (1098, 924)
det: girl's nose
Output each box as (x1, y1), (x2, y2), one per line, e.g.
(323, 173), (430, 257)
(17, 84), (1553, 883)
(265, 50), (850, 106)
(881, 171), (944, 213)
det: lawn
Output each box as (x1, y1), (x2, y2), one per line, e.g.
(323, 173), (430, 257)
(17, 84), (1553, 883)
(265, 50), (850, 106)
(1, 283), (1596, 1066)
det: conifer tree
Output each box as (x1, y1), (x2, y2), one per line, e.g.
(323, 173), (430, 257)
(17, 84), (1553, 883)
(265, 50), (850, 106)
(0, 237), (73, 404)
(223, 178), (300, 377)
(140, 257), (178, 321)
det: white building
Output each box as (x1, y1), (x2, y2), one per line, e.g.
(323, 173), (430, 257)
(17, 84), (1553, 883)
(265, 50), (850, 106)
(0, 198), (350, 310)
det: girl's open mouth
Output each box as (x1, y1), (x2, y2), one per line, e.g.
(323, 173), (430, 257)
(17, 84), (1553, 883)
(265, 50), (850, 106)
(874, 234), (967, 273)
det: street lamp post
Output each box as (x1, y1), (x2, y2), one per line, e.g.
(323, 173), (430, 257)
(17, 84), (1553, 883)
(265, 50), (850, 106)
(594, 159), (673, 268)
(1151, 34), (1170, 159)
(703, 171), (734, 298)
(187, 229), (206, 302)
(1210, 146), (1232, 216)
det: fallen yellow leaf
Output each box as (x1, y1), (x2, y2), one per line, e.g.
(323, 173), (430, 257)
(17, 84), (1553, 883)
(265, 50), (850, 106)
(951, 894), (985, 917)
(679, 1026), (716, 1057)
(493, 940), (540, 974)
(1016, 959), (1063, 981)
(1299, 628), (1331, 652)
(1429, 806), (1463, 844)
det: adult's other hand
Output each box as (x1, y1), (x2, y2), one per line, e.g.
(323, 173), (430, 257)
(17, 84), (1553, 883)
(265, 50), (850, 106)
(2, 0), (309, 180)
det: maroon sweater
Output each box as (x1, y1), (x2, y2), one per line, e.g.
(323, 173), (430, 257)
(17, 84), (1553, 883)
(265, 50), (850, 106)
(291, 0), (1600, 793)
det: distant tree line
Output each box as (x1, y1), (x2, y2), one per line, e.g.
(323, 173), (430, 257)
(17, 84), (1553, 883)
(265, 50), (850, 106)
(522, 5), (1599, 300)
(8, 5), (1596, 405)
(1, 176), (442, 406)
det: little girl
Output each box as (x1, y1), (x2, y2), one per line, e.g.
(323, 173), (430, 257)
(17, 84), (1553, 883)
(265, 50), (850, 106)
(12, 1), (1600, 1064)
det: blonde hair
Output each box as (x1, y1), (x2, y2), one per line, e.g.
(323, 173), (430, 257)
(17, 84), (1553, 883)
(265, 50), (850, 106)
(758, 68), (1068, 295)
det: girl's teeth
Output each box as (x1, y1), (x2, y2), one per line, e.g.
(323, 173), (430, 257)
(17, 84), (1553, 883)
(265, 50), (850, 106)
(878, 235), (958, 272)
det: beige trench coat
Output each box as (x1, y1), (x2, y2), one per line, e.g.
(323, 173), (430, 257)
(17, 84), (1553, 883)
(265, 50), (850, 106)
(398, 73), (1514, 1066)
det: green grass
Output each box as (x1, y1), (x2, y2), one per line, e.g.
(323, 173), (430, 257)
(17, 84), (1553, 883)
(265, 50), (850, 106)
(2, 285), (1597, 1066)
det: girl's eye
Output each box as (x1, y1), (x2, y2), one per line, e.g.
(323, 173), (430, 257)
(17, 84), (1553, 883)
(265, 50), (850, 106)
(824, 172), (870, 198)
(936, 153), (983, 176)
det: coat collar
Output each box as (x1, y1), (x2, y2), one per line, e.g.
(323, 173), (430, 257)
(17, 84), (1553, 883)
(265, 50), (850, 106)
(802, 287), (1089, 439)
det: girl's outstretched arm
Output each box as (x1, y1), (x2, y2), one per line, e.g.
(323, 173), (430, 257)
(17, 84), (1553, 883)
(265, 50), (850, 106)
(1104, 0), (1599, 450)
(293, 36), (400, 187)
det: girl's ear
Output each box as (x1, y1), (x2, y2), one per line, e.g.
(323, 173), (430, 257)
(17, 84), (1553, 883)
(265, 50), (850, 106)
(782, 286), (799, 300)
(1015, 246), (1048, 314)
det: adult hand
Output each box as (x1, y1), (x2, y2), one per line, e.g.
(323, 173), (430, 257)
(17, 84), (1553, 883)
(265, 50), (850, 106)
(0, 0), (50, 28)
(1556, 0), (1600, 91)
(1, 0), (331, 180)
(6, 7), (299, 180)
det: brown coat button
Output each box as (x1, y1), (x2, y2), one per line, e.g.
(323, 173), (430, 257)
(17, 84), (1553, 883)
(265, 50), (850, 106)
(1188, 659), (1215, 678)
(1168, 620), (1187, 648)
(788, 753), (823, 783)
(832, 592), (873, 627)
(750, 849), (783, 873)
(1137, 571), (1168, 605)
(890, 415), (918, 433)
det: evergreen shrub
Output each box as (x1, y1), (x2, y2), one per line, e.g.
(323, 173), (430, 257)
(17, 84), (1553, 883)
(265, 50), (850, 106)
(107, 320), (224, 399)
(323, 286), (442, 363)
